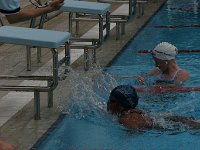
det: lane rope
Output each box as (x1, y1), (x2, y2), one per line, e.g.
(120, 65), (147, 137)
(170, 7), (200, 11)
(112, 75), (200, 93)
(112, 75), (137, 78)
(138, 49), (200, 53)
(135, 86), (200, 93)
(154, 24), (200, 28)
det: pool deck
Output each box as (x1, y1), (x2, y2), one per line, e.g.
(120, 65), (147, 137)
(0, 0), (166, 149)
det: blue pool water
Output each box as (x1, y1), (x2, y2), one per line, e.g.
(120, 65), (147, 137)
(34, 0), (200, 149)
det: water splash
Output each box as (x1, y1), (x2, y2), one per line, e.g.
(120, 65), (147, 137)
(57, 66), (118, 124)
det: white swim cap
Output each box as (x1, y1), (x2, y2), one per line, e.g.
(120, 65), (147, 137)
(152, 42), (178, 60)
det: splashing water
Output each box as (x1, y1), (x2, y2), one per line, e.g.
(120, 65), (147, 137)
(57, 66), (118, 124)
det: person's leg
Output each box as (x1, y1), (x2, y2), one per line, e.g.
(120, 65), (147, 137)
(0, 139), (17, 150)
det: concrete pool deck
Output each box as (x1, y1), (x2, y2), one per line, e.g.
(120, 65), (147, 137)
(0, 0), (166, 149)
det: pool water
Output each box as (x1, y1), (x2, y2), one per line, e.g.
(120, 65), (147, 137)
(33, 0), (200, 149)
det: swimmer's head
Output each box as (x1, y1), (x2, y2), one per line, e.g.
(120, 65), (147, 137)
(152, 42), (178, 60)
(108, 85), (139, 110)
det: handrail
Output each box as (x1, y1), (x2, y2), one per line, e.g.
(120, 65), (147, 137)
(0, 85), (51, 92)
(0, 75), (53, 80)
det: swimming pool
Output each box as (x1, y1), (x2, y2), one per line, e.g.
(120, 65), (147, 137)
(33, 0), (200, 149)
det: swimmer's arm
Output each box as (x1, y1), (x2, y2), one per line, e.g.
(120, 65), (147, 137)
(137, 67), (160, 84)
(6, 0), (64, 24)
(147, 67), (161, 76)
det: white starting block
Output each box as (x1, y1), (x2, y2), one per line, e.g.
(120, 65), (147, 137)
(60, 0), (111, 46)
(28, 0), (111, 71)
(0, 26), (71, 120)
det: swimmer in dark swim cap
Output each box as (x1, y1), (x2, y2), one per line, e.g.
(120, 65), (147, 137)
(107, 85), (153, 129)
(107, 85), (200, 130)
(109, 85), (138, 109)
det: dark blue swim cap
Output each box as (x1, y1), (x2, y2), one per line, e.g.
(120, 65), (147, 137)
(109, 85), (139, 109)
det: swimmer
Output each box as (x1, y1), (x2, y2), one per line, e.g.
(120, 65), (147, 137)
(107, 85), (200, 129)
(138, 42), (189, 87)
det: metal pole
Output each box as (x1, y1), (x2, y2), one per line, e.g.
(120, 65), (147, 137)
(30, 18), (36, 28)
(48, 80), (53, 108)
(65, 42), (71, 66)
(69, 12), (73, 35)
(116, 22), (120, 40)
(98, 15), (104, 45)
(38, 14), (47, 29)
(105, 11), (110, 39)
(34, 91), (40, 120)
(26, 46), (32, 71)
(52, 48), (59, 88)
(92, 47), (96, 64)
(64, 41), (70, 74)
(129, 0), (133, 17)
(121, 23), (125, 35)
(0, 17), (4, 26)
(75, 13), (80, 37)
(84, 48), (89, 71)
(36, 14), (47, 63)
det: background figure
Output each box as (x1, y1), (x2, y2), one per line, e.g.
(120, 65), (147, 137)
(107, 85), (200, 130)
(138, 42), (189, 87)
(0, 140), (17, 150)
(0, 0), (64, 24)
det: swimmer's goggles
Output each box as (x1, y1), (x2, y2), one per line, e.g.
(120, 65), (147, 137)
(152, 49), (177, 57)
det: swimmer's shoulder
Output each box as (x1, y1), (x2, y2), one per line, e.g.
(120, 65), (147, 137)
(119, 109), (153, 129)
(176, 69), (189, 83)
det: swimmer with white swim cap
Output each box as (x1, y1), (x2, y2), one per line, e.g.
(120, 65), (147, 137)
(138, 42), (189, 86)
(152, 42), (178, 61)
